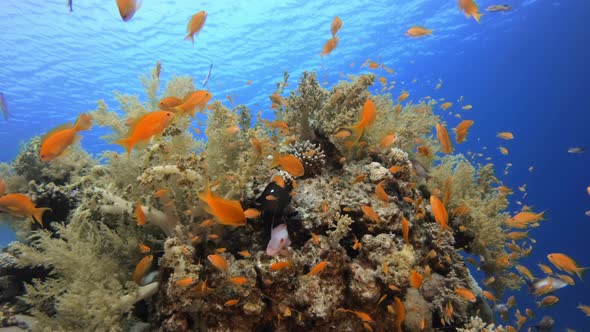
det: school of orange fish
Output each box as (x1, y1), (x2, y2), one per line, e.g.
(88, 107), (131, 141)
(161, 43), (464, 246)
(0, 0), (588, 330)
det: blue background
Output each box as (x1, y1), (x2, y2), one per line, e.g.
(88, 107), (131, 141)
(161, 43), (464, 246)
(1, 0), (589, 329)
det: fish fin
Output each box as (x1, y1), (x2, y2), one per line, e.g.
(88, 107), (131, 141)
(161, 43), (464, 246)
(473, 13), (482, 23)
(184, 34), (194, 46)
(115, 138), (134, 155)
(576, 267), (588, 280)
(74, 113), (92, 131)
(32, 207), (51, 227)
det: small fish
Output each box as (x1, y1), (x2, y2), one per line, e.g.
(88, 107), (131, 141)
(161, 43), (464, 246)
(271, 153), (304, 177)
(132, 255), (153, 284)
(436, 123), (454, 154)
(482, 290), (496, 302)
(458, 0), (483, 23)
(347, 99), (377, 143)
(0, 92), (9, 120)
(224, 299), (239, 306)
(138, 243), (150, 253)
(409, 270), (423, 288)
(202, 64), (213, 87)
(486, 5), (512, 12)
(320, 37), (339, 57)
(330, 16), (343, 37)
(174, 90), (212, 117)
(547, 253), (587, 279)
(199, 182), (246, 226)
(176, 277), (195, 287)
(577, 304), (590, 316)
(497, 132), (514, 140)
(455, 120), (474, 144)
(116, 111), (174, 154)
(40, 114), (92, 161)
(307, 260), (328, 276)
(440, 101), (453, 110)
(394, 297), (405, 332)
(243, 208), (261, 219)
(374, 181), (389, 202)
(229, 276), (248, 286)
(568, 147), (585, 154)
(266, 224), (291, 256)
(405, 26), (432, 37)
(0, 193), (51, 227)
(398, 90), (409, 103)
(158, 96), (183, 110)
(135, 202), (146, 226)
(462, 104), (473, 110)
(430, 195), (449, 230)
(531, 277), (568, 296)
(455, 287), (476, 302)
(238, 251), (251, 258)
(336, 308), (374, 323)
(185, 11), (207, 45)
(116, 0), (142, 22)
(379, 132), (397, 149)
(269, 261), (291, 271)
(207, 254), (228, 273)
(361, 205), (380, 222)
(537, 295), (559, 308)
(401, 216), (410, 245)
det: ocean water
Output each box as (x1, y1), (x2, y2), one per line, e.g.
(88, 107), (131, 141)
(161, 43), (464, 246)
(0, 0), (589, 330)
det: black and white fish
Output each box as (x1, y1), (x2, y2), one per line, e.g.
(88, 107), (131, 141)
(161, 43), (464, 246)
(202, 64), (213, 87)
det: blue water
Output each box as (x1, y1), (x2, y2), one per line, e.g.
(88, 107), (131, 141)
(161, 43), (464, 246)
(1, 0), (589, 329)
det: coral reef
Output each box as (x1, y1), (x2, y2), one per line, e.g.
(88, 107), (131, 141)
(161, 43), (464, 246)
(0, 65), (535, 331)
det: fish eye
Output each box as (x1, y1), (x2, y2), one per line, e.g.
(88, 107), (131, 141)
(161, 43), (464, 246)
(166, 112), (171, 116)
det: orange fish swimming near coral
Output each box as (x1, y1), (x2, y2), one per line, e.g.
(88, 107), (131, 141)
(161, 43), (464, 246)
(455, 120), (474, 144)
(436, 123), (454, 154)
(116, 0), (141, 22)
(406, 26), (432, 37)
(347, 99), (376, 143)
(430, 195), (449, 231)
(321, 37), (339, 57)
(40, 113), (92, 162)
(115, 110), (174, 154)
(271, 153), (305, 177)
(458, 0), (483, 23)
(199, 183), (246, 226)
(185, 10), (207, 45)
(547, 253), (587, 279)
(173, 90), (212, 117)
(158, 96), (183, 110)
(330, 16), (342, 36)
(0, 193), (51, 227)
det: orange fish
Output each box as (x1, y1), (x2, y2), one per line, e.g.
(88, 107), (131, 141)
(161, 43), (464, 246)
(116, 0), (141, 21)
(199, 183), (246, 226)
(375, 181), (389, 202)
(409, 270), (423, 288)
(336, 308), (374, 323)
(537, 295), (559, 308)
(389, 165), (404, 173)
(497, 132), (514, 140)
(455, 287), (476, 302)
(238, 251), (251, 258)
(394, 297), (405, 332)
(482, 290), (496, 302)
(379, 132), (397, 149)
(440, 102), (453, 110)
(416, 145), (431, 158)
(402, 216), (410, 245)
(229, 276), (248, 286)
(174, 90), (212, 117)
(224, 299), (239, 306)
(185, 11), (207, 44)
(310, 232), (320, 245)
(244, 208), (261, 219)
(269, 261), (291, 271)
(158, 96), (183, 110)
(458, 0), (483, 23)
(398, 90), (409, 103)
(0, 193), (50, 227)
(436, 123), (454, 154)
(208, 254), (228, 273)
(455, 120), (474, 144)
(116, 111), (174, 154)
(361, 205), (380, 222)
(271, 153), (305, 177)
(430, 195), (449, 231)
(307, 261), (328, 276)
(330, 16), (343, 36)
(321, 37), (339, 57)
(406, 26), (432, 37)
(499, 146), (509, 155)
(138, 243), (151, 253)
(547, 253), (587, 279)
(135, 202), (146, 226)
(153, 188), (170, 198)
(132, 255), (153, 284)
(176, 277), (195, 287)
(348, 99), (377, 143)
(40, 113), (92, 162)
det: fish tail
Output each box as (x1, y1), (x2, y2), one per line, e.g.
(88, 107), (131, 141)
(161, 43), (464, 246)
(345, 123), (365, 143)
(184, 34), (194, 46)
(115, 138), (134, 155)
(473, 13), (482, 23)
(32, 207), (51, 227)
(74, 113), (93, 131)
(575, 267), (588, 280)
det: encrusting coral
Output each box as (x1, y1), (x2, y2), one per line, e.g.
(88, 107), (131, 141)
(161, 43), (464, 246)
(0, 64), (538, 331)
